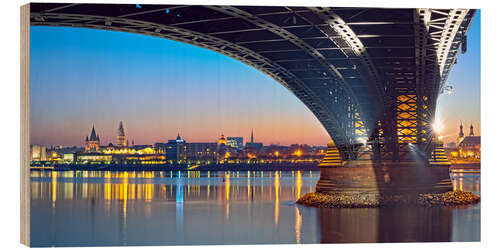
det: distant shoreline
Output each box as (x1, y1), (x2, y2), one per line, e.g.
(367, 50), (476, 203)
(30, 163), (320, 172)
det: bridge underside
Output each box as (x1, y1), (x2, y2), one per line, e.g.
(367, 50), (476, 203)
(30, 4), (475, 165)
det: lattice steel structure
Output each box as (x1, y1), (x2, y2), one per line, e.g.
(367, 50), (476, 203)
(30, 3), (476, 162)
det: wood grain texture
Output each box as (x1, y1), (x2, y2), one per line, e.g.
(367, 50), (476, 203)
(20, 3), (30, 247)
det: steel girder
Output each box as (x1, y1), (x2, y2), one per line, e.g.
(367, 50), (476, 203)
(29, 3), (476, 161)
(407, 9), (476, 158)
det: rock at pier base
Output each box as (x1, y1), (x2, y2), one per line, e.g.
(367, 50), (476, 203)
(297, 191), (480, 208)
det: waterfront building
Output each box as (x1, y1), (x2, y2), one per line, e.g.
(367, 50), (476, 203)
(181, 142), (217, 164)
(47, 150), (61, 161)
(62, 153), (74, 162)
(217, 133), (227, 162)
(458, 136), (481, 159)
(227, 136), (243, 149)
(77, 143), (165, 164)
(458, 124), (480, 159)
(165, 140), (182, 163)
(30, 144), (47, 161)
(163, 134), (186, 164)
(447, 123), (480, 161)
(116, 121), (126, 147)
(76, 153), (112, 163)
(101, 144), (156, 155)
(161, 134), (217, 164)
(84, 125), (100, 152)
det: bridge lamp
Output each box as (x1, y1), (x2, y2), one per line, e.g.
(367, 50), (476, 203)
(441, 85), (453, 95)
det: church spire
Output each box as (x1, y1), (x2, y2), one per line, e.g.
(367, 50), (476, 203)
(251, 128), (254, 143)
(89, 125), (99, 141)
(117, 121), (126, 146)
(459, 122), (464, 138)
(458, 121), (465, 145)
(470, 123), (474, 136)
(118, 121), (125, 136)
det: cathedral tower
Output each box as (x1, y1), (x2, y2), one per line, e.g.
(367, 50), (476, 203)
(117, 121), (126, 147)
(85, 125), (100, 152)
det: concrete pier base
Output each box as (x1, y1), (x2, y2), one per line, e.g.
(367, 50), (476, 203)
(315, 161), (452, 199)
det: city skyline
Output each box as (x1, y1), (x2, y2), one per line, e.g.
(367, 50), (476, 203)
(74, 121), (312, 147)
(30, 11), (480, 147)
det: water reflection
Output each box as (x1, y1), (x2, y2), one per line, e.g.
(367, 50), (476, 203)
(30, 170), (479, 246)
(318, 172), (480, 243)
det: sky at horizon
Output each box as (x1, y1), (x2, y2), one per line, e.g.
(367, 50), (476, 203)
(30, 10), (480, 147)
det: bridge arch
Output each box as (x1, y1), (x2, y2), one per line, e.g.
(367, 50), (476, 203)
(30, 4), (475, 161)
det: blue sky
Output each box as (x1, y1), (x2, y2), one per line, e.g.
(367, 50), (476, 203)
(30, 26), (328, 146)
(30, 10), (480, 146)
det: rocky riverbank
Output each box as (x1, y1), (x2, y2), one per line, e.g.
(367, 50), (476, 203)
(417, 191), (480, 206)
(296, 191), (480, 208)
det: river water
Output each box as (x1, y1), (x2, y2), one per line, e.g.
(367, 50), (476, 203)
(30, 170), (480, 247)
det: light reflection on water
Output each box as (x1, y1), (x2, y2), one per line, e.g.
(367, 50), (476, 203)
(30, 170), (479, 246)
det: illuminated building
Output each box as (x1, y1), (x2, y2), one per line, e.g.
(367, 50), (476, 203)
(227, 137), (243, 149)
(84, 125), (100, 152)
(76, 153), (112, 163)
(458, 136), (480, 159)
(181, 143), (217, 163)
(165, 140), (181, 163)
(447, 123), (480, 161)
(163, 134), (186, 164)
(30, 145), (47, 161)
(63, 153), (74, 162)
(77, 144), (165, 164)
(47, 150), (61, 161)
(217, 134), (227, 162)
(458, 124), (480, 159)
(116, 121), (126, 147)
(218, 133), (227, 145)
(161, 134), (217, 164)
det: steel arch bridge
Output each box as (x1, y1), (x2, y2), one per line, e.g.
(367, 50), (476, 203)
(30, 3), (475, 162)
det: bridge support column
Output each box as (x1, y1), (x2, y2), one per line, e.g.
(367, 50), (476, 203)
(314, 141), (452, 203)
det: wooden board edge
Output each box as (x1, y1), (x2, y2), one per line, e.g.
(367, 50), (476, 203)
(20, 3), (30, 247)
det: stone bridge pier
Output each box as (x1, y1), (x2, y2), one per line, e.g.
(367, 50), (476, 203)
(315, 140), (452, 199)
